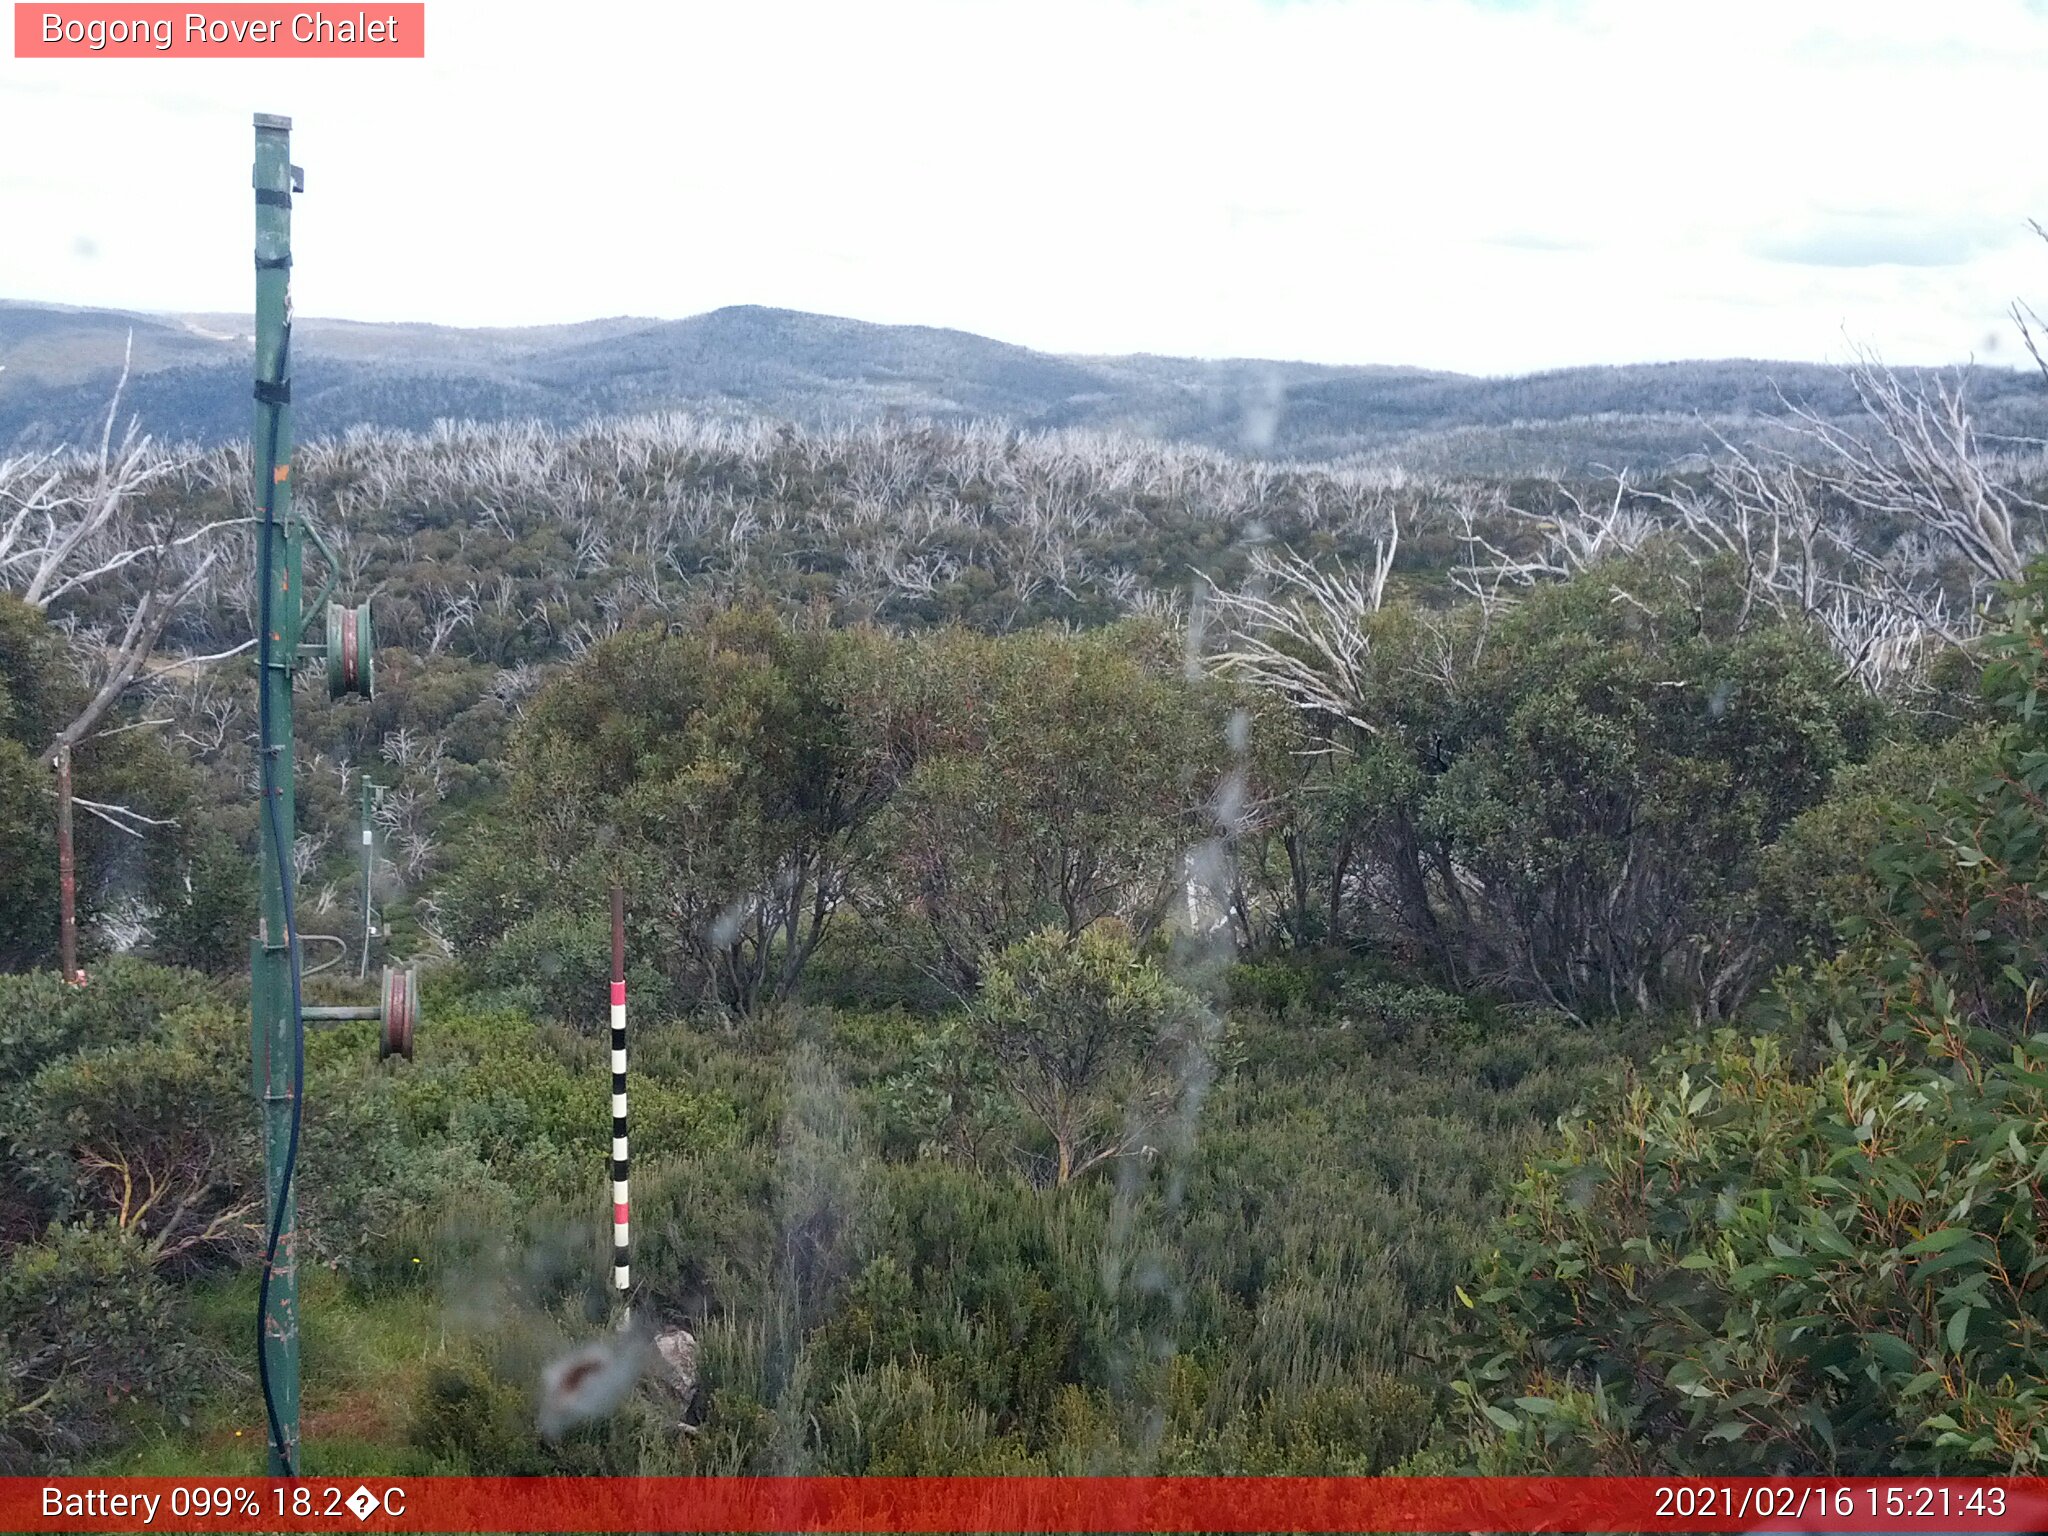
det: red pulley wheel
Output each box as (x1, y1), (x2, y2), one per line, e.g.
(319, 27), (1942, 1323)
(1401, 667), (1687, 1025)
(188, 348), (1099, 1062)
(326, 601), (374, 700)
(380, 965), (415, 1060)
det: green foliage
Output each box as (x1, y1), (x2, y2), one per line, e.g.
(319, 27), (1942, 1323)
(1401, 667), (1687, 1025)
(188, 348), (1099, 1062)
(0, 600), (86, 968)
(302, 955), (1593, 1479)
(1457, 563), (2048, 1474)
(451, 612), (1225, 1019)
(13, 1003), (258, 1270)
(637, 972), (1612, 1475)
(464, 610), (900, 1017)
(966, 926), (1207, 1187)
(1458, 1025), (2048, 1473)
(1257, 556), (1886, 1016)
(0, 929), (1614, 1478)
(375, 1004), (744, 1212)
(1224, 956), (1323, 1016)
(405, 1354), (544, 1473)
(1760, 727), (1992, 963)
(403, 1340), (669, 1475)
(853, 623), (1223, 988)
(0, 596), (233, 972)
(0, 595), (72, 755)
(0, 736), (60, 972)
(0, 1220), (200, 1471)
(9, 418), (2002, 1482)
(808, 1359), (1042, 1473)
(1850, 576), (2048, 1042)
(473, 906), (670, 1026)
(1199, 1375), (1436, 1474)
(0, 958), (222, 1088)
(146, 829), (258, 976)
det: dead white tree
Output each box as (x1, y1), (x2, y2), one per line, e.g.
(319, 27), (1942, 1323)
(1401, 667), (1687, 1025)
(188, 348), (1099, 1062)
(420, 582), (479, 655)
(1449, 342), (2046, 697)
(1786, 353), (2040, 588)
(1453, 472), (1659, 607)
(0, 347), (246, 977)
(1682, 353), (2043, 686)
(2009, 219), (2048, 392)
(1203, 513), (1399, 738)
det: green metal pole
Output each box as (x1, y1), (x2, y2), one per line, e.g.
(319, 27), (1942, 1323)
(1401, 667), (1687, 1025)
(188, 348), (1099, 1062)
(250, 110), (303, 1477)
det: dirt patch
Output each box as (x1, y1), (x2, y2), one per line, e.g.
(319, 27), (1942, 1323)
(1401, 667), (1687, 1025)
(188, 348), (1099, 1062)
(301, 1386), (402, 1445)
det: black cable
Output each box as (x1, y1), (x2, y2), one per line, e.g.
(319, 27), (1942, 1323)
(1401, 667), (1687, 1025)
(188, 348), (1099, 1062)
(253, 319), (304, 1478)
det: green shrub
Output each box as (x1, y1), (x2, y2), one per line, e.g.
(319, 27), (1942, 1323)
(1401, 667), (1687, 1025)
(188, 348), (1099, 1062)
(0, 1221), (199, 1471)
(811, 1359), (1041, 1473)
(1261, 558), (1888, 1016)
(407, 1336), (682, 1476)
(0, 960), (222, 1090)
(1224, 959), (1316, 1016)
(1335, 979), (1469, 1049)
(970, 926), (1208, 1188)
(1760, 727), (1992, 961)
(1455, 1024), (2048, 1473)
(147, 830), (258, 976)
(0, 740), (59, 973)
(10, 1000), (256, 1271)
(1218, 1376), (1436, 1474)
(1455, 566), (2048, 1475)
(405, 1355), (542, 1474)
(477, 908), (670, 1028)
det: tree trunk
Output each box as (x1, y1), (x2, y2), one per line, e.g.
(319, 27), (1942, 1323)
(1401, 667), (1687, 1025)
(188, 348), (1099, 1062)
(1327, 834), (1355, 944)
(55, 744), (78, 982)
(1283, 827), (1312, 946)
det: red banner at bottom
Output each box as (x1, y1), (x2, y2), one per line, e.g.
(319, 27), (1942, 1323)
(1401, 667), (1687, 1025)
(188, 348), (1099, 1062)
(9, 1476), (2048, 1532)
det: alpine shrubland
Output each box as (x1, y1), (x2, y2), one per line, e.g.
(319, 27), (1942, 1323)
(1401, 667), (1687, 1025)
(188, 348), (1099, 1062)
(5, 349), (2048, 1474)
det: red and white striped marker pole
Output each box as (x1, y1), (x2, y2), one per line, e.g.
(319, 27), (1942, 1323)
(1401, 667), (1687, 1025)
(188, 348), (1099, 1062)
(609, 883), (630, 1319)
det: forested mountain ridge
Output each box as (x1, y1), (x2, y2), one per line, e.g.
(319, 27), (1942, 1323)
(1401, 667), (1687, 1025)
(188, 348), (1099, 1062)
(6, 298), (2043, 474)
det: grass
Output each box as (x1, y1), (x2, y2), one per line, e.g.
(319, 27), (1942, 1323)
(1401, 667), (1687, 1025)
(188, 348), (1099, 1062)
(61, 965), (1643, 1478)
(87, 1267), (449, 1475)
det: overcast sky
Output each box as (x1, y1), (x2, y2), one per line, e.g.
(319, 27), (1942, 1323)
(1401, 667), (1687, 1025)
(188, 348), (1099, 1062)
(4, 0), (2047, 375)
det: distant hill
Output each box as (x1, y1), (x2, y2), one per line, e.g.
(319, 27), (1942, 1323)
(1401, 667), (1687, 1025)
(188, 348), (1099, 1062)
(3, 299), (2041, 475)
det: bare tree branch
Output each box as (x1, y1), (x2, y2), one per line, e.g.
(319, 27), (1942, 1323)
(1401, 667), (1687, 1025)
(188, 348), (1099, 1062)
(1203, 513), (1399, 738)
(71, 797), (180, 837)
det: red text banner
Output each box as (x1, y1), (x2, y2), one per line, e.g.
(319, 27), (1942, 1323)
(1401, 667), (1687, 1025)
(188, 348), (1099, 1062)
(14, 4), (425, 57)
(7, 1476), (2048, 1533)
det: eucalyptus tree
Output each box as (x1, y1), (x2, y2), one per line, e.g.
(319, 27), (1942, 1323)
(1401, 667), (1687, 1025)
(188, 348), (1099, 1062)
(484, 609), (909, 1017)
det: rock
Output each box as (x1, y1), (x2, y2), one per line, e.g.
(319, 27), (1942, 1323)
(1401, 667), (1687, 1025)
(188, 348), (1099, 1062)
(650, 1326), (699, 1420)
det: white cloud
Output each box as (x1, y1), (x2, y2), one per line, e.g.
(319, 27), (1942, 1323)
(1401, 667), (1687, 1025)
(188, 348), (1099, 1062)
(1, 0), (2045, 373)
